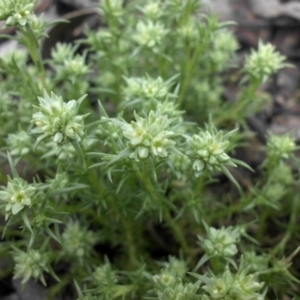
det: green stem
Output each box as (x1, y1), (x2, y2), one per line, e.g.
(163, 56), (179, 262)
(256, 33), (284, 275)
(214, 79), (261, 126)
(22, 25), (47, 91)
(210, 257), (226, 275)
(120, 216), (139, 268)
(87, 167), (138, 268)
(177, 43), (202, 107)
(273, 195), (300, 255)
(139, 163), (189, 255)
(256, 207), (270, 242)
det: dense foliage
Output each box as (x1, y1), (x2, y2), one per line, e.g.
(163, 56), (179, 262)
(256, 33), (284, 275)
(0, 0), (299, 299)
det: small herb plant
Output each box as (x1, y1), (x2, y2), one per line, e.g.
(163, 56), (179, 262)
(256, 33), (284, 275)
(0, 0), (298, 299)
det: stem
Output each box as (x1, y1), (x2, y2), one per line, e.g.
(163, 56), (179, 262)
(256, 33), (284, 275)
(214, 79), (261, 126)
(139, 163), (190, 255)
(177, 42), (202, 106)
(210, 257), (226, 275)
(163, 208), (190, 255)
(120, 217), (139, 268)
(256, 207), (270, 242)
(87, 167), (138, 268)
(273, 195), (300, 255)
(22, 25), (47, 91)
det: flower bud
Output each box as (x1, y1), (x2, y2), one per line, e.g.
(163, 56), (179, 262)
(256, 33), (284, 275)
(119, 111), (177, 162)
(31, 91), (88, 147)
(198, 224), (240, 258)
(244, 41), (289, 82)
(133, 20), (168, 49)
(62, 220), (97, 262)
(0, 177), (36, 219)
(13, 249), (49, 285)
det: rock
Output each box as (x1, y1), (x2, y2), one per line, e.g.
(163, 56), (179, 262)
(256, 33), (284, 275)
(13, 279), (61, 300)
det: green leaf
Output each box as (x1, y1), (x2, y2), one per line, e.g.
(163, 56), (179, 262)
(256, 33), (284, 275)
(220, 165), (241, 191)
(7, 152), (18, 178)
(21, 211), (32, 233)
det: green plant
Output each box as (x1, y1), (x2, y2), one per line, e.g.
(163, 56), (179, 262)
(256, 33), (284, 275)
(0, 0), (298, 299)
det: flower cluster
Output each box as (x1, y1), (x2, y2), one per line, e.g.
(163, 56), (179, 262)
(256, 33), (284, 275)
(13, 249), (49, 285)
(201, 267), (265, 300)
(93, 262), (118, 286)
(115, 111), (177, 161)
(51, 43), (75, 64)
(29, 14), (48, 40)
(31, 91), (89, 147)
(122, 75), (176, 110)
(155, 280), (199, 300)
(270, 163), (293, 185)
(62, 221), (97, 261)
(97, 116), (122, 146)
(177, 18), (199, 44)
(123, 76), (169, 102)
(0, 48), (27, 70)
(140, 1), (163, 20)
(244, 251), (270, 273)
(7, 130), (32, 157)
(266, 133), (297, 162)
(198, 224), (240, 258)
(152, 257), (197, 300)
(210, 29), (239, 71)
(133, 20), (168, 49)
(0, 176), (35, 218)
(0, 0), (37, 27)
(100, 0), (124, 18)
(186, 125), (237, 177)
(56, 54), (89, 84)
(244, 41), (288, 82)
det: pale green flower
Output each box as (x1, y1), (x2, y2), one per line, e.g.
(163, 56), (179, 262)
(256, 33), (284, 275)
(133, 20), (168, 49)
(7, 130), (32, 157)
(186, 124), (237, 177)
(0, 177), (36, 218)
(161, 256), (187, 278)
(177, 19), (199, 43)
(198, 224), (240, 258)
(123, 76), (169, 102)
(101, 0), (124, 18)
(201, 262), (265, 300)
(118, 111), (177, 161)
(86, 29), (114, 50)
(141, 1), (163, 20)
(244, 41), (289, 82)
(244, 251), (270, 273)
(29, 14), (47, 39)
(55, 54), (89, 83)
(1, 48), (28, 67)
(93, 262), (118, 285)
(51, 43), (74, 64)
(62, 220), (97, 261)
(271, 163), (293, 185)
(161, 282), (198, 300)
(210, 29), (239, 71)
(153, 274), (199, 300)
(13, 249), (49, 285)
(122, 75), (178, 112)
(267, 133), (297, 161)
(153, 272), (176, 288)
(31, 91), (89, 147)
(0, 0), (37, 27)
(47, 171), (69, 191)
